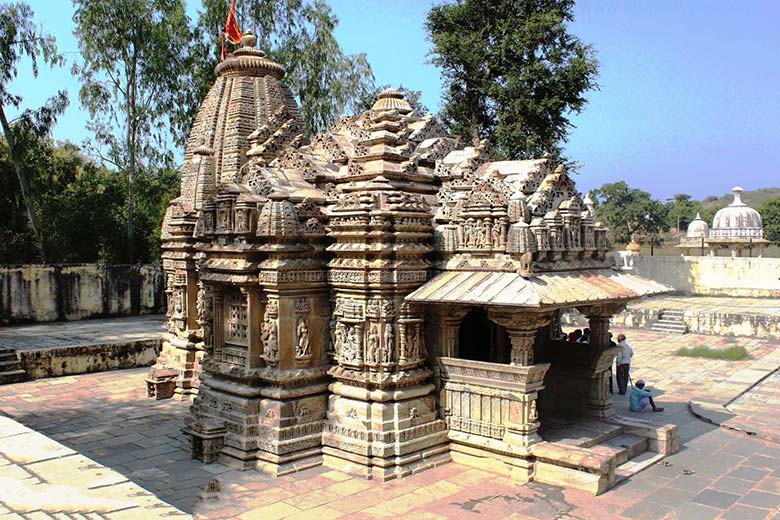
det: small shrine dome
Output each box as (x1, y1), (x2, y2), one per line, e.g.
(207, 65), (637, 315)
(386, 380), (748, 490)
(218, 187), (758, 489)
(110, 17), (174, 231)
(710, 187), (764, 239)
(686, 212), (709, 238)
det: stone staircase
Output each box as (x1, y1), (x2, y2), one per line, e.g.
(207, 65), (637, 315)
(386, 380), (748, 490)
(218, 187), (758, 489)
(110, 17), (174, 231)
(535, 417), (668, 494)
(0, 348), (26, 384)
(650, 309), (687, 335)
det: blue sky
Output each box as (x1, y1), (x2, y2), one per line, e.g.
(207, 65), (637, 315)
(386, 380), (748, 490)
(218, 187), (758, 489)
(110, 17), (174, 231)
(9, 0), (780, 201)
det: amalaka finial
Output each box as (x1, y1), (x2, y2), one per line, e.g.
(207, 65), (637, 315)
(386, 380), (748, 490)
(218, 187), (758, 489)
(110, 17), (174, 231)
(241, 32), (257, 48)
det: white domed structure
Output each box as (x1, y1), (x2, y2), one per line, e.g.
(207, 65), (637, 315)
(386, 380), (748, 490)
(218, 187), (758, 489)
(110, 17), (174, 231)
(710, 187), (763, 239)
(678, 187), (768, 257)
(686, 212), (709, 238)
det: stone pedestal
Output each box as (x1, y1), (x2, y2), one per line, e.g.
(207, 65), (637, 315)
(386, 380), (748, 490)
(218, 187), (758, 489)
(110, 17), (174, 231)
(322, 379), (449, 480)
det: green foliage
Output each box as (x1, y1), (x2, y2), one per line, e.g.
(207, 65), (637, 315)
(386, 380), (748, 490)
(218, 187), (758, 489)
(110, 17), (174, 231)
(0, 137), (177, 264)
(0, 1), (63, 109)
(353, 84), (429, 116)
(757, 198), (780, 244)
(665, 193), (702, 231)
(675, 345), (749, 361)
(426, 0), (598, 161)
(0, 1), (68, 262)
(72, 0), (192, 262)
(185, 0), (374, 139)
(592, 181), (669, 244)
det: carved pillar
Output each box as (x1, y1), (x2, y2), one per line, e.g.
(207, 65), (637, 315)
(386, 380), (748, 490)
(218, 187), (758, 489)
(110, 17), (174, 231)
(483, 309), (551, 444)
(429, 306), (469, 358)
(579, 306), (624, 418)
(507, 329), (536, 366)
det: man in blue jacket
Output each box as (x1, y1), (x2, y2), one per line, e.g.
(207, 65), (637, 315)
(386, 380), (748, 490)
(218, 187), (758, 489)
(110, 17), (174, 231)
(629, 380), (664, 413)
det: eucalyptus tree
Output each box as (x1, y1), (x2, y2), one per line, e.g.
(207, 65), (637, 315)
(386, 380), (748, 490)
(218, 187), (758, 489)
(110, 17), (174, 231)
(72, 0), (191, 263)
(184, 0), (375, 139)
(0, 1), (67, 261)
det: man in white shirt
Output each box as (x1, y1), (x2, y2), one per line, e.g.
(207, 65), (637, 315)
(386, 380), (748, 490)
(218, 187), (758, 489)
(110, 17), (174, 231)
(616, 333), (634, 395)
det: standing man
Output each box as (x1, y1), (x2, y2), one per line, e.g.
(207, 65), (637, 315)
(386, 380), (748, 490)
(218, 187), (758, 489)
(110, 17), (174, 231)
(616, 333), (634, 395)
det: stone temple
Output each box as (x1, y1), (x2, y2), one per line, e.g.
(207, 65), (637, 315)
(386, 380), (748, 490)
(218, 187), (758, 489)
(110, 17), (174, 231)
(147, 34), (677, 495)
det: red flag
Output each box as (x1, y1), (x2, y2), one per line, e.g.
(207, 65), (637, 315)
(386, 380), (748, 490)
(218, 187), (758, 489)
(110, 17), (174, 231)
(224, 0), (242, 45)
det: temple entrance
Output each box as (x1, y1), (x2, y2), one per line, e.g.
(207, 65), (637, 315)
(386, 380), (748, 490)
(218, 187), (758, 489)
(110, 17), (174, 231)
(457, 308), (510, 363)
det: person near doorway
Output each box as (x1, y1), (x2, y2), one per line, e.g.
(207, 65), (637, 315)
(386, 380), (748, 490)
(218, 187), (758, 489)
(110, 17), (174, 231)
(616, 333), (633, 395)
(629, 380), (664, 412)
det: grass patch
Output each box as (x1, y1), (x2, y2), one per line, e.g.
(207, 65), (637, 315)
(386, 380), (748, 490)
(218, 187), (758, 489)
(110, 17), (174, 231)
(675, 345), (749, 361)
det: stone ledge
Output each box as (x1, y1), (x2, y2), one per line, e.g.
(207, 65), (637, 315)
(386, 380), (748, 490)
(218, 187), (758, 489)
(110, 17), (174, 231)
(19, 338), (162, 380)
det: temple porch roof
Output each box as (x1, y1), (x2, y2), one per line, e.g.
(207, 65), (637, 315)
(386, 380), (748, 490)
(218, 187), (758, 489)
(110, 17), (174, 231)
(405, 268), (672, 308)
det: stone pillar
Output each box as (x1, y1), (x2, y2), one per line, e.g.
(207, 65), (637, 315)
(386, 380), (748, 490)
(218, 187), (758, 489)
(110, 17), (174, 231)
(507, 329), (536, 366)
(485, 309), (551, 443)
(581, 308), (623, 418)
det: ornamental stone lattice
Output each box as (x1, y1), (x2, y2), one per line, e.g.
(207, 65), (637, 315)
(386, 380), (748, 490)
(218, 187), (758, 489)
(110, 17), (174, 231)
(147, 33), (677, 493)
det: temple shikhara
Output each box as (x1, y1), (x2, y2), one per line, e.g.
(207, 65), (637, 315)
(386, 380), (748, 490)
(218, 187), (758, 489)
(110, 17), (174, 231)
(147, 34), (677, 495)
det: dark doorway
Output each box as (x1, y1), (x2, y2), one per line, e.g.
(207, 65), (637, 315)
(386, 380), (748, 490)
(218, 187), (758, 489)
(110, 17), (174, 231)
(458, 308), (510, 363)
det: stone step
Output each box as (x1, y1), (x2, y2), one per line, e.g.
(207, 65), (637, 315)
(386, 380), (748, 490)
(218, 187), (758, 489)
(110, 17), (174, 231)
(660, 309), (684, 318)
(614, 451), (666, 483)
(0, 358), (21, 370)
(650, 322), (687, 334)
(0, 369), (27, 385)
(652, 319), (686, 326)
(591, 433), (647, 466)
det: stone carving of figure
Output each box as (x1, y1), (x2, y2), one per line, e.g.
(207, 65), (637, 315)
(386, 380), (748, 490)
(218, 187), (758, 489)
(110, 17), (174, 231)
(367, 324), (380, 364)
(334, 322), (345, 359)
(529, 400), (538, 421)
(482, 219), (492, 248)
(461, 222), (471, 249)
(492, 221), (502, 249)
(382, 323), (394, 364)
(328, 318), (337, 356)
(296, 318), (310, 359)
(261, 315), (279, 364)
(407, 325), (420, 360)
(343, 325), (357, 363)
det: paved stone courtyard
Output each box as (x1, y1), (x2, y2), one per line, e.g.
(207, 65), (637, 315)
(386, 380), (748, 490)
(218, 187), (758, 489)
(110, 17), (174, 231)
(1, 328), (779, 519)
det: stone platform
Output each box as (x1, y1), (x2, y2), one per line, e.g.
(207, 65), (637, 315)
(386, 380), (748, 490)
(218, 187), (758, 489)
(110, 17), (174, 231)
(0, 328), (778, 518)
(0, 315), (164, 381)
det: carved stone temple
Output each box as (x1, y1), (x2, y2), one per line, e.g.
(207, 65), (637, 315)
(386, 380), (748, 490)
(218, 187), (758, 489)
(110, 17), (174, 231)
(148, 34), (678, 494)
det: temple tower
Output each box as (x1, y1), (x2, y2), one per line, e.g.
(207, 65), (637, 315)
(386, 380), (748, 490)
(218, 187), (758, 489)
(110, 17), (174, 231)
(149, 33), (304, 400)
(321, 90), (450, 479)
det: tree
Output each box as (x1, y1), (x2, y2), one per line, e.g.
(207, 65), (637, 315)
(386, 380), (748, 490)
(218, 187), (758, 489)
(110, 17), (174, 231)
(666, 193), (701, 232)
(0, 1), (67, 261)
(426, 0), (598, 161)
(592, 181), (669, 244)
(184, 0), (374, 140)
(72, 0), (191, 263)
(353, 84), (429, 116)
(758, 198), (780, 244)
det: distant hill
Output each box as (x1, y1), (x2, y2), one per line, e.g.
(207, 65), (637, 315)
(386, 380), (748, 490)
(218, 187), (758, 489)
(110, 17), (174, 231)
(700, 187), (780, 213)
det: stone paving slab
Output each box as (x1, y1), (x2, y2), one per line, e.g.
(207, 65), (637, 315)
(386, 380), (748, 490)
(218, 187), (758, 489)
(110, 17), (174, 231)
(0, 315), (164, 352)
(0, 413), (190, 519)
(0, 329), (778, 518)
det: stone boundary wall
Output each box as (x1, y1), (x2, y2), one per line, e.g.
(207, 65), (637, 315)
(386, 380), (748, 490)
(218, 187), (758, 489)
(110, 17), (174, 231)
(19, 339), (162, 380)
(562, 306), (780, 340)
(0, 264), (165, 324)
(628, 256), (780, 297)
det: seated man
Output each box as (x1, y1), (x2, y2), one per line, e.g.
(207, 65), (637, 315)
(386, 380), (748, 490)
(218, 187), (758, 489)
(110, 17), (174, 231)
(629, 380), (664, 413)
